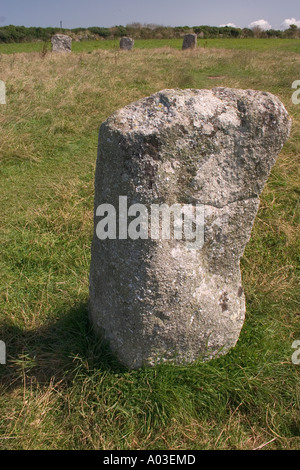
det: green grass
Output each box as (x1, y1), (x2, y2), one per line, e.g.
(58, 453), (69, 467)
(0, 43), (299, 449)
(204, 38), (300, 52)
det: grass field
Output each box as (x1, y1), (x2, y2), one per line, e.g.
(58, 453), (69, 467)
(0, 37), (300, 54)
(0, 41), (299, 450)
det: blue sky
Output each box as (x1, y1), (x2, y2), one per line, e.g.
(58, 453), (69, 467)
(0, 0), (299, 30)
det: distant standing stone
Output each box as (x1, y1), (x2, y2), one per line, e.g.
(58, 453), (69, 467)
(182, 33), (197, 50)
(51, 34), (72, 53)
(120, 37), (134, 50)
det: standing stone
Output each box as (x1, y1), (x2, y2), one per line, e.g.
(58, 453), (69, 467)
(120, 37), (134, 50)
(89, 87), (291, 369)
(51, 34), (72, 53)
(182, 33), (197, 50)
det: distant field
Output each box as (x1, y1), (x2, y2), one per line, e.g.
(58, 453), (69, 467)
(0, 37), (300, 54)
(0, 43), (299, 450)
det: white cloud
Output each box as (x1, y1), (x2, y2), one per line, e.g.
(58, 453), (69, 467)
(248, 19), (272, 31)
(219, 23), (237, 28)
(281, 18), (300, 29)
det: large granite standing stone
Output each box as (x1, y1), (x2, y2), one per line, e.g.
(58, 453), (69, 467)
(51, 34), (72, 53)
(120, 37), (134, 50)
(182, 33), (197, 50)
(89, 87), (291, 369)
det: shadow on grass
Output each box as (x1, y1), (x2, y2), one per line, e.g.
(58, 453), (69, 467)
(0, 303), (127, 390)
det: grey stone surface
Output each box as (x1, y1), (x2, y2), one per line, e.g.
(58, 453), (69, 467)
(89, 87), (291, 369)
(182, 33), (197, 50)
(51, 34), (72, 53)
(120, 37), (134, 50)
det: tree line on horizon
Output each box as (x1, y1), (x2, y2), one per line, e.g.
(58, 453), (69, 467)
(0, 23), (299, 43)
